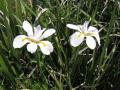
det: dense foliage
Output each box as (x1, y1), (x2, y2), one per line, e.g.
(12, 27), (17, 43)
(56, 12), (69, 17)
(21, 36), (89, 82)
(0, 0), (120, 90)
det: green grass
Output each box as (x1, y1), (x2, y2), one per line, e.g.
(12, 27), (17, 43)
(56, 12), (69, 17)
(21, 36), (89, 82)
(0, 0), (120, 90)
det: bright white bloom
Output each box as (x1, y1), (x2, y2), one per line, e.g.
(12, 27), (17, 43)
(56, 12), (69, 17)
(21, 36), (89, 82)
(66, 21), (100, 49)
(13, 20), (56, 55)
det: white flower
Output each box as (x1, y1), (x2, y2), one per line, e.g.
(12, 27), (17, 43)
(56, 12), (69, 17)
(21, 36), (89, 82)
(66, 21), (100, 49)
(13, 20), (56, 55)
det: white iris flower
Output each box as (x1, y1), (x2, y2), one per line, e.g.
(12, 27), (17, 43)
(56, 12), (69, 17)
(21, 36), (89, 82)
(66, 21), (100, 49)
(13, 20), (56, 55)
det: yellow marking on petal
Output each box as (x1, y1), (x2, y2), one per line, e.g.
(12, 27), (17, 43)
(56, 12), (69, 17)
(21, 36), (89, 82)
(22, 37), (46, 46)
(78, 32), (96, 37)
(37, 41), (47, 46)
(86, 32), (97, 37)
(78, 32), (85, 37)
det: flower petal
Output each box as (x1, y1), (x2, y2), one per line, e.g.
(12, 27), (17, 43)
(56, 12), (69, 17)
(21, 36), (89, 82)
(27, 43), (37, 53)
(70, 32), (84, 47)
(38, 41), (53, 55)
(88, 26), (100, 45)
(82, 21), (89, 32)
(86, 36), (96, 49)
(23, 20), (33, 36)
(34, 25), (41, 35)
(13, 35), (28, 48)
(34, 25), (45, 39)
(66, 24), (82, 31)
(42, 29), (56, 39)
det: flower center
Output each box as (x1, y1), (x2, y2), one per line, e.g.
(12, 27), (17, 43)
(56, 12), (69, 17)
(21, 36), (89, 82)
(22, 37), (46, 46)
